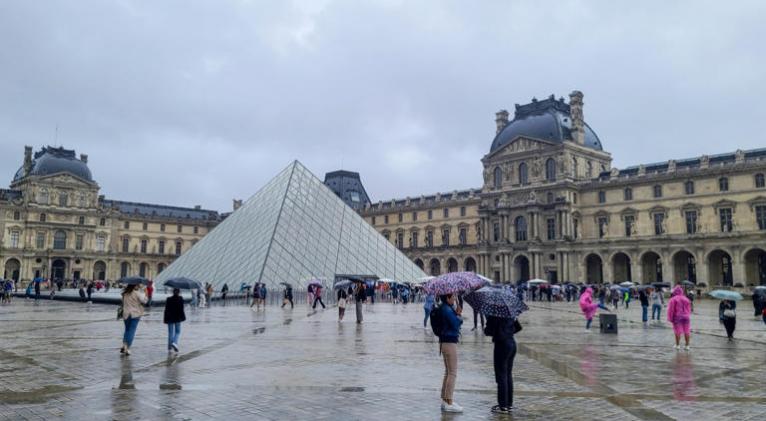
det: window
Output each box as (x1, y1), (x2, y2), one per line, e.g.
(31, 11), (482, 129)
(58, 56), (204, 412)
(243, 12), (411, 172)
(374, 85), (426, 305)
(442, 228), (450, 246)
(398, 213), (403, 223)
(159, 240), (165, 254)
(624, 188), (633, 201)
(572, 157), (578, 177)
(756, 173), (765, 188)
(383, 232), (390, 241)
(75, 234), (84, 250)
(653, 185), (663, 198)
(412, 212), (418, 221)
(160, 224), (165, 232)
(756, 205), (766, 230)
(460, 206), (466, 217)
(493, 222), (500, 242)
(372, 216), (376, 225)
(78, 216), (85, 225)
(140, 239), (147, 253)
(443, 208), (449, 218)
(428, 210), (433, 220)
(515, 216), (527, 241)
(99, 217), (106, 226)
(122, 237), (129, 253)
(685, 211), (698, 234)
(10, 231), (20, 248)
(411, 232), (418, 248)
(53, 230), (67, 249)
(397, 232), (404, 249)
(545, 158), (556, 181)
(426, 230), (433, 248)
(547, 192), (554, 204)
(96, 235), (105, 252)
(493, 166), (502, 189)
(598, 217), (608, 238)
(13, 211), (20, 220)
(685, 181), (695, 195)
(653, 213), (665, 235)
(719, 208), (733, 232)
(384, 215), (389, 224)
(175, 241), (182, 256)
(124, 221), (130, 229)
(58, 192), (68, 207)
(519, 162), (528, 185)
(573, 193), (577, 204)
(624, 215), (635, 237)
(719, 177), (729, 192)
(598, 191), (606, 204)
(586, 161), (593, 178)
(349, 191), (360, 202)
(40, 213), (47, 222)
(142, 222), (148, 231)
(38, 189), (49, 204)
(459, 228), (467, 245)
(78, 194), (86, 207)
(120, 262), (129, 278)
(177, 224), (182, 233)
(36, 232), (45, 249)
(193, 226), (199, 234)
(546, 218), (556, 240)
(573, 219), (579, 238)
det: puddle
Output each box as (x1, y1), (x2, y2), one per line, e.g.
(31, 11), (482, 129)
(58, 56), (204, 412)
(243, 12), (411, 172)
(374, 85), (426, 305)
(159, 383), (182, 390)
(339, 387), (365, 392)
(253, 327), (266, 335)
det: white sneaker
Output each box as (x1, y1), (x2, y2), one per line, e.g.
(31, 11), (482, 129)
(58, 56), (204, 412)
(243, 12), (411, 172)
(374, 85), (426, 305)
(442, 402), (463, 413)
(673, 344), (680, 350)
(684, 345), (690, 351)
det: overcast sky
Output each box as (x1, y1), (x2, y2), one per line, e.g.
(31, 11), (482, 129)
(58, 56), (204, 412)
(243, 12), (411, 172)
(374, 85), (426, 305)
(1, 1), (764, 211)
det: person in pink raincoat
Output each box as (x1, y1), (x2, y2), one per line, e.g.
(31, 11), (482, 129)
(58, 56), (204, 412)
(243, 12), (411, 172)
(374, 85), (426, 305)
(667, 286), (692, 350)
(579, 287), (601, 331)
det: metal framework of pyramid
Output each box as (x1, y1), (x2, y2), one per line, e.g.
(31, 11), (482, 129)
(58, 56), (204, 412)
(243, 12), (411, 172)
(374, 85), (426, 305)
(155, 161), (426, 289)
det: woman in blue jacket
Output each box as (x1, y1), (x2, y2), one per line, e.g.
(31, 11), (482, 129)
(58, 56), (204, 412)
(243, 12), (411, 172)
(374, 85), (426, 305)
(438, 293), (463, 413)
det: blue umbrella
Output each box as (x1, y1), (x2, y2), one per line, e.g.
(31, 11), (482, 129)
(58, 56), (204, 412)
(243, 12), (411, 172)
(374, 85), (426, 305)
(708, 290), (743, 301)
(119, 276), (149, 286)
(463, 286), (529, 319)
(164, 277), (202, 290)
(33, 277), (44, 283)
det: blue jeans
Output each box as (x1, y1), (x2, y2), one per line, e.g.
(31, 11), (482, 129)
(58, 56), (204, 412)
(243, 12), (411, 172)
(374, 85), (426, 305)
(167, 323), (182, 349)
(586, 318), (593, 329)
(123, 317), (140, 347)
(642, 305), (648, 322)
(652, 304), (662, 320)
(424, 308), (431, 327)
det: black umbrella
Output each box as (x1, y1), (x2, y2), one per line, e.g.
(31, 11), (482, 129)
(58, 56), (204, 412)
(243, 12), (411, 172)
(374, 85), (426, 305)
(120, 276), (149, 286)
(279, 282), (292, 288)
(680, 280), (695, 287)
(164, 277), (202, 290)
(652, 282), (671, 289)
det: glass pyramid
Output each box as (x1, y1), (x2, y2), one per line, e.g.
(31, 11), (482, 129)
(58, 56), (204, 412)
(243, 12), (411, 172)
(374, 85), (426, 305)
(155, 161), (426, 289)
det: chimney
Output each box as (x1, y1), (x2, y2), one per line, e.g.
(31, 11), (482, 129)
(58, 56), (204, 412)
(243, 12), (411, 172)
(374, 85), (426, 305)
(194, 205), (201, 210)
(233, 199), (243, 211)
(495, 109), (509, 134)
(80, 153), (88, 164)
(569, 90), (585, 145)
(23, 146), (33, 176)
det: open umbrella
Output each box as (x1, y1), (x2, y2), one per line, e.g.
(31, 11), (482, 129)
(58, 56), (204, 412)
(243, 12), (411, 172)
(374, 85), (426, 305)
(708, 290), (743, 301)
(308, 279), (324, 287)
(652, 282), (671, 289)
(333, 279), (352, 290)
(527, 279), (548, 286)
(609, 284), (622, 290)
(163, 277), (202, 290)
(119, 276), (149, 286)
(680, 280), (695, 287)
(279, 282), (292, 288)
(378, 278), (397, 284)
(415, 276), (435, 285)
(422, 272), (489, 296)
(464, 286), (528, 319)
(619, 281), (634, 287)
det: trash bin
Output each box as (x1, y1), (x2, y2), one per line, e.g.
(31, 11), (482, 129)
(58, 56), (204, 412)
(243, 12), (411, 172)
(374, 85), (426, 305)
(599, 313), (618, 334)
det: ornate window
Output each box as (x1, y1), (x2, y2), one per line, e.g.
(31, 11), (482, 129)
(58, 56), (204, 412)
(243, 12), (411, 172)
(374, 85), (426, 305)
(685, 211), (698, 234)
(96, 235), (106, 252)
(586, 161), (593, 178)
(371, 216), (376, 225)
(653, 213), (665, 235)
(624, 188), (633, 201)
(427, 210), (433, 220)
(653, 185), (663, 198)
(38, 189), (49, 204)
(122, 237), (130, 253)
(53, 230), (67, 250)
(755, 173), (765, 188)
(546, 218), (555, 240)
(719, 177), (729, 192)
(755, 205), (766, 230)
(175, 240), (183, 256)
(624, 215), (635, 237)
(124, 221), (130, 229)
(140, 239), (147, 253)
(411, 232), (418, 248)
(10, 230), (20, 248)
(493, 166), (502, 189)
(518, 162), (528, 185)
(384, 215), (389, 224)
(426, 230), (434, 248)
(493, 222), (500, 242)
(442, 227), (450, 246)
(460, 206), (466, 217)
(13, 211), (20, 220)
(443, 208), (449, 218)
(120, 262), (130, 278)
(547, 192), (554, 204)
(545, 158), (556, 181)
(39, 213), (47, 222)
(177, 224), (182, 233)
(397, 232), (404, 249)
(36, 231), (45, 249)
(719, 208), (733, 232)
(598, 216), (608, 238)
(75, 234), (84, 250)
(99, 217), (106, 226)
(598, 191), (606, 204)
(515, 216), (527, 241)
(58, 192), (68, 207)
(142, 222), (148, 231)
(412, 212), (418, 221)
(78, 216), (85, 225)
(459, 227), (467, 245)
(160, 223), (165, 232)
(685, 180), (695, 195)
(159, 240), (165, 254)
(398, 212), (403, 223)
(193, 226), (199, 234)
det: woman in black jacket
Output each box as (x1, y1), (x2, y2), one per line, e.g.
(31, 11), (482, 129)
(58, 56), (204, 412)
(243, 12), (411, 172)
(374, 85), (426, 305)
(164, 288), (186, 352)
(719, 299), (736, 341)
(484, 315), (517, 414)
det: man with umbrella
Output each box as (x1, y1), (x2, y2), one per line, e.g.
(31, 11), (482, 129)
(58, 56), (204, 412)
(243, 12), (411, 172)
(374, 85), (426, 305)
(280, 282), (294, 309)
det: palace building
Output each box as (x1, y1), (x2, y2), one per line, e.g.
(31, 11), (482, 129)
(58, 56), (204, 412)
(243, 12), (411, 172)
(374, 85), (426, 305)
(0, 146), (219, 283)
(360, 92), (766, 289)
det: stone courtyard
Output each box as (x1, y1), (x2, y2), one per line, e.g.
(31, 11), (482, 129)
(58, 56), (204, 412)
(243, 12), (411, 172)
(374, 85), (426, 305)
(1, 297), (764, 420)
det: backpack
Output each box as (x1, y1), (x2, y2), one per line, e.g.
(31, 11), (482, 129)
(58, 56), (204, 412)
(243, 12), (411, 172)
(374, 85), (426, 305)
(430, 305), (445, 337)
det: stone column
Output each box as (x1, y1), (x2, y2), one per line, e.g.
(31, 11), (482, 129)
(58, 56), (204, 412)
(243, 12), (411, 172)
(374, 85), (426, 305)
(631, 257), (641, 284)
(661, 251), (672, 283)
(732, 251), (745, 286)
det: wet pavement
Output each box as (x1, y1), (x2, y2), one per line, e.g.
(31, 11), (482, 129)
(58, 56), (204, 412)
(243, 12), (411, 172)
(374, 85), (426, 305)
(1, 296), (764, 420)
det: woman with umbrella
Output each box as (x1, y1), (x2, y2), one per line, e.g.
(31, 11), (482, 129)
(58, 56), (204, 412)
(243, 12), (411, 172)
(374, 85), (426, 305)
(667, 286), (692, 350)
(336, 282), (348, 321)
(163, 288), (186, 352)
(120, 279), (148, 356)
(719, 299), (737, 341)
(280, 282), (294, 309)
(436, 292), (463, 413)
(354, 281), (366, 324)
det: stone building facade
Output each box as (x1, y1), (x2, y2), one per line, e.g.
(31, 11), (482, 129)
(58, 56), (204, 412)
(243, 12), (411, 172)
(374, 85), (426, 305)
(0, 146), (219, 283)
(361, 92), (766, 289)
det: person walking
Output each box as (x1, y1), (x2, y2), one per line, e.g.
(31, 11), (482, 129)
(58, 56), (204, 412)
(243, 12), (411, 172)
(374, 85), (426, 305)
(650, 288), (664, 321)
(205, 283), (213, 305)
(163, 288), (186, 352)
(120, 284), (147, 356)
(86, 281), (94, 303)
(667, 286), (692, 350)
(484, 315), (517, 414)
(719, 299), (737, 341)
(312, 285), (326, 309)
(221, 283), (229, 302)
(250, 283), (261, 310)
(281, 284), (294, 309)
(337, 287), (347, 321)
(355, 283), (365, 324)
(579, 287), (604, 332)
(307, 284), (315, 307)
(392, 285), (399, 304)
(34, 280), (41, 300)
(471, 303), (485, 332)
(623, 289), (631, 309)
(423, 293), (435, 328)
(260, 283), (267, 307)
(437, 293), (463, 413)
(639, 288), (649, 324)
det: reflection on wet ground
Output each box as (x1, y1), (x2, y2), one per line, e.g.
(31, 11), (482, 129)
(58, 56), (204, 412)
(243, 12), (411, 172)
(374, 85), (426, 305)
(0, 298), (764, 419)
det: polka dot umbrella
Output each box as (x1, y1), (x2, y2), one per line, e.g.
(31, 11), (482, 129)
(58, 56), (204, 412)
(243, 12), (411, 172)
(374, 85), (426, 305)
(464, 285), (529, 319)
(422, 272), (490, 296)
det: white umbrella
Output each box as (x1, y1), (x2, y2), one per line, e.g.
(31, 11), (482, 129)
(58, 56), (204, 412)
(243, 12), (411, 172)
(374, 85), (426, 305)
(415, 276), (435, 285)
(619, 281), (634, 287)
(527, 279), (548, 286)
(377, 278), (397, 284)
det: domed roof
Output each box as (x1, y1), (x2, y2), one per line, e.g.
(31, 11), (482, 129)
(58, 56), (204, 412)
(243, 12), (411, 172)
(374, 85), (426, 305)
(13, 146), (93, 182)
(490, 95), (603, 153)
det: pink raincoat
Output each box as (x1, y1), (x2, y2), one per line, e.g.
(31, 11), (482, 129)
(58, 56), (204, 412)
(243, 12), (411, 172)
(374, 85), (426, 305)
(579, 287), (599, 320)
(667, 286), (691, 325)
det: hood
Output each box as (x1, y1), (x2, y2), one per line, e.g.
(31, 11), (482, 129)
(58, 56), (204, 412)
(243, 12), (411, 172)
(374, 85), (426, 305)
(671, 286), (684, 297)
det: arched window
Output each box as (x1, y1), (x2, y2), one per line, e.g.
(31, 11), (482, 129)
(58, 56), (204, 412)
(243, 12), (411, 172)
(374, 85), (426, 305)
(719, 177), (729, 192)
(53, 230), (67, 250)
(515, 216), (528, 241)
(493, 166), (502, 189)
(755, 173), (765, 188)
(545, 158), (556, 181)
(518, 162), (528, 185)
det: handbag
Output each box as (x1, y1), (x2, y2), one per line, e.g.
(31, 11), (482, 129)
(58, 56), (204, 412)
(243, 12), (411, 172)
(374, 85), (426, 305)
(723, 309), (736, 318)
(513, 319), (523, 334)
(116, 305), (124, 320)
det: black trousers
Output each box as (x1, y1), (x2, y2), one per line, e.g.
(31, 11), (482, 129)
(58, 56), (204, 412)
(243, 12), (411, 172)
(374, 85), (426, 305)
(494, 337), (517, 408)
(312, 296), (325, 309)
(723, 317), (736, 338)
